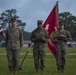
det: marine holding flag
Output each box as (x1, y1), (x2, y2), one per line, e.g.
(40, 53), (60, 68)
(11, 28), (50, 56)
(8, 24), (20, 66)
(53, 21), (72, 72)
(43, 2), (72, 73)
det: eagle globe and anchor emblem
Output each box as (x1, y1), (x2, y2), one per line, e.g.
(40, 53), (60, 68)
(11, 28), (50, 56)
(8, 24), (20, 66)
(45, 24), (56, 47)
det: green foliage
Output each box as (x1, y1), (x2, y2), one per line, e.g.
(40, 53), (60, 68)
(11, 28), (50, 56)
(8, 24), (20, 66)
(0, 9), (26, 30)
(59, 12), (76, 40)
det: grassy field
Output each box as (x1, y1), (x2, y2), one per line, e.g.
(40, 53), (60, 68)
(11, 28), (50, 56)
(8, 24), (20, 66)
(0, 47), (76, 75)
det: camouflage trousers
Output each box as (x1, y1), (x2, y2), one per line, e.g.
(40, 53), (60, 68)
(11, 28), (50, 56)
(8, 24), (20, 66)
(56, 44), (67, 70)
(33, 49), (45, 70)
(7, 49), (19, 71)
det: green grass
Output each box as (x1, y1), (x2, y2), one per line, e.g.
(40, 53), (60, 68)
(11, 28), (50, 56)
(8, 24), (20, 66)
(0, 47), (76, 75)
(68, 47), (76, 53)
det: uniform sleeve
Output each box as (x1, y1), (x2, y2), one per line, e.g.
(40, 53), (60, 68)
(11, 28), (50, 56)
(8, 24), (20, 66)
(43, 30), (49, 42)
(19, 29), (24, 48)
(5, 29), (8, 47)
(66, 31), (72, 41)
(31, 31), (36, 42)
(53, 31), (60, 39)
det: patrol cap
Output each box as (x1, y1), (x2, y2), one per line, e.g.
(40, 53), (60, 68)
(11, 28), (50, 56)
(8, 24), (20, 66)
(11, 17), (16, 22)
(59, 21), (64, 26)
(37, 20), (43, 25)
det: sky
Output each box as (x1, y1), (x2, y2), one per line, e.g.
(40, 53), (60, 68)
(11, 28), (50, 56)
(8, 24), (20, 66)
(0, 0), (76, 32)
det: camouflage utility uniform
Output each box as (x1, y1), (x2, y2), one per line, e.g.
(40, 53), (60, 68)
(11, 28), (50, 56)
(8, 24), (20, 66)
(5, 27), (23, 71)
(53, 28), (72, 72)
(31, 26), (49, 71)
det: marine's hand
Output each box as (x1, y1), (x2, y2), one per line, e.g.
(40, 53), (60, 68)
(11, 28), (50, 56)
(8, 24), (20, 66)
(42, 37), (45, 40)
(60, 35), (66, 37)
(35, 36), (42, 39)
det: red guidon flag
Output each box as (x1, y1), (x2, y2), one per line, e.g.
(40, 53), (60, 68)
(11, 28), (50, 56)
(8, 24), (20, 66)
(0, 26), (4, 35)
(43, 3), (59, 57)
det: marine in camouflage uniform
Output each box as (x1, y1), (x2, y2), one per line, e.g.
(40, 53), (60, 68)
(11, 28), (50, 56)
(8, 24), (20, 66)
(31, 20), (49, 72)
(53, 22), (72, 72)
(5, 17), (23, 73)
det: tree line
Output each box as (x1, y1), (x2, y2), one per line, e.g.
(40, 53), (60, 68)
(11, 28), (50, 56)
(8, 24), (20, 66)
(0, 9), (76, 41)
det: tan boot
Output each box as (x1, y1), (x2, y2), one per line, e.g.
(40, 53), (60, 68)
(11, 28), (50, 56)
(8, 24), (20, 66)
(10, 70), (13, 74)
(13, 70), (17, 74)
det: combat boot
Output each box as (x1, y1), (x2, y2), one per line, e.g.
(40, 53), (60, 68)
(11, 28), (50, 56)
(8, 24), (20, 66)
(40, 67), (44, 73)
(36, 69), (39, 73)
(10, 70), (13, 74)
(61, 69), (64, 73)
(13, 70), (17, 74)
